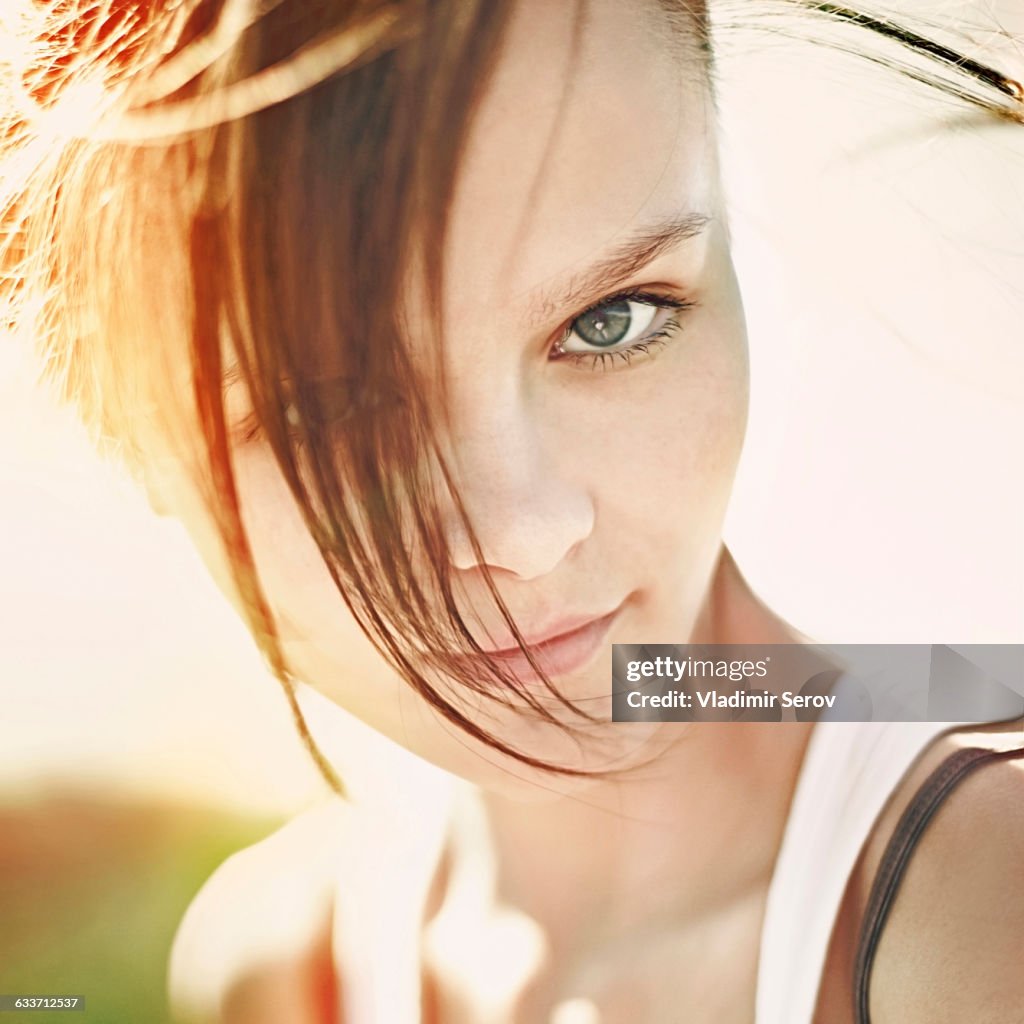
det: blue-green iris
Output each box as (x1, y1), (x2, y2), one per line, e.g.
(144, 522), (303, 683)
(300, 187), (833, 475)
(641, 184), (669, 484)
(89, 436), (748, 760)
(571, 300), (632, 347)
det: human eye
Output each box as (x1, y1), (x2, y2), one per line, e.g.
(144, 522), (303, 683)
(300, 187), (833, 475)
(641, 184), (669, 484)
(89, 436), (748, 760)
(550, 288), (695, 371)
(226, 373), (408, 449)
(222, 375), (301, 448)
(231, 399), (301, 447)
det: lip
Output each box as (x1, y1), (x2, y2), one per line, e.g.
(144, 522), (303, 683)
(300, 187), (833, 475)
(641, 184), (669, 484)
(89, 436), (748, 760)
(458, 605), (624, 683)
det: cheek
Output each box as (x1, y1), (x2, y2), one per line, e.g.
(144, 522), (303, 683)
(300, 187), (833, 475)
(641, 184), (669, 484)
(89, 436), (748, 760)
(230, 453), (374, 649)
(559, 291), (749, 548)
(226, 454), (449, 751)
(651, 332), (747, 481)
(645, 259), (748, 516)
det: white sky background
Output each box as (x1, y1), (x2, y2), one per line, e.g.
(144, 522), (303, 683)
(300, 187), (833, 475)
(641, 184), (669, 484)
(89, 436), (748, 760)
(1, 1), (1022, 814)
(717, 0), (1024, 640)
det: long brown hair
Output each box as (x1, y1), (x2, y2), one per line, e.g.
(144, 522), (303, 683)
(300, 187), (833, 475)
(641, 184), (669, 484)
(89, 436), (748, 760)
(3, 0), (1020, 793)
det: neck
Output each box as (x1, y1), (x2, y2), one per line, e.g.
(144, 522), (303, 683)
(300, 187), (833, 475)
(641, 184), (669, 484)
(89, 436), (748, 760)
(475, 545), (813, 964)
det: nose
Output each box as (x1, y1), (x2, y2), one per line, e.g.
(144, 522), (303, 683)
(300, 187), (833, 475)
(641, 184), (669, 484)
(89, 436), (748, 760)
(440, 404), (595, 582)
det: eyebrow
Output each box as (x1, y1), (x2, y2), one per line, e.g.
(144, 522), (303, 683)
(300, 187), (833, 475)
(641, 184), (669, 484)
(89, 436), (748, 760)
(527, 211), (711, 327)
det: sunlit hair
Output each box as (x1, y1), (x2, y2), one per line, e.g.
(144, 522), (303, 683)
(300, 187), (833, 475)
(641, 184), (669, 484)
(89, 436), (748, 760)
(2, 0), (1020, 793)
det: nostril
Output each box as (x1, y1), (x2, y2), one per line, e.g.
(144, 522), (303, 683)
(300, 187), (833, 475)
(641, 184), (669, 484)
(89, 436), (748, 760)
(444, 489), (595, 582)
(435, 414), (595, 581)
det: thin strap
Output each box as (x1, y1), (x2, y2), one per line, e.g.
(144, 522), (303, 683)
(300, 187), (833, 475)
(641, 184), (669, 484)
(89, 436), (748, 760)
(853, 744), (1024, 1024)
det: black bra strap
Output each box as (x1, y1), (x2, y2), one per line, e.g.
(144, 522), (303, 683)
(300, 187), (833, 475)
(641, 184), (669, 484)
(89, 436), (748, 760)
(853, 743), (1024, 1024)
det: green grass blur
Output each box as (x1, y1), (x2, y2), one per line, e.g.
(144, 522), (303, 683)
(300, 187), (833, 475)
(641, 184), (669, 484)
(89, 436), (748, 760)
(0, 794), (281, 1024)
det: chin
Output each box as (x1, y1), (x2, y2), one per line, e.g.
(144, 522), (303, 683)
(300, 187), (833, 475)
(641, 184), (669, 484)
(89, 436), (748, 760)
(449, 714), (667, 802)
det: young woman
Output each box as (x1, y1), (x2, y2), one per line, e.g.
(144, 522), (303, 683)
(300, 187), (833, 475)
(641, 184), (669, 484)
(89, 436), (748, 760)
(4, 0), (1023, 1021)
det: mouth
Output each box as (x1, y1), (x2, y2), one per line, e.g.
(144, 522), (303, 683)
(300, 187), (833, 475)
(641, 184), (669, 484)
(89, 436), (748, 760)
(457, 604), (624, 684)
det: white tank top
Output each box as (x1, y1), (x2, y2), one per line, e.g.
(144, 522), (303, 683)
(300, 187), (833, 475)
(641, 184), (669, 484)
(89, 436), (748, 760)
(353, 719), (984, 1023)
(169, 717), (990, 1024)
(754, 719), (976, 1024)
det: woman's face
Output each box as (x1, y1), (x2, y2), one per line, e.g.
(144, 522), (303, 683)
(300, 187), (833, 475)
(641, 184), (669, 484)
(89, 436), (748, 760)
(158, 0), (750, 790)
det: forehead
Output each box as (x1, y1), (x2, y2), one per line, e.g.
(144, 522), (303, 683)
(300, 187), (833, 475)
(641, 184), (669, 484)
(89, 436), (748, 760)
(444, 0), (713, 318)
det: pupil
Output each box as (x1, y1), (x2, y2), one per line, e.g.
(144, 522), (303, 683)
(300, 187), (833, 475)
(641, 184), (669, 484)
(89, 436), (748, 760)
(574, 300), (631, 347)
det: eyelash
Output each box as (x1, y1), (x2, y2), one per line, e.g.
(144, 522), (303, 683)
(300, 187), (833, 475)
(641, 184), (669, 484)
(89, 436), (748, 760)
(236, 412), (271, 446)
(550, 288), (695, 372)
(232, 397), (303, 447)
(231, 290), (694, 444)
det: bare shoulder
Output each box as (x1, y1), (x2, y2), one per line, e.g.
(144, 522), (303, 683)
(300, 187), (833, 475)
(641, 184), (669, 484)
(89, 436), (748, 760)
(169, 797), (450, 1023)
(168, 800), (356, 1023)
(869, 740), (1024, 1024)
